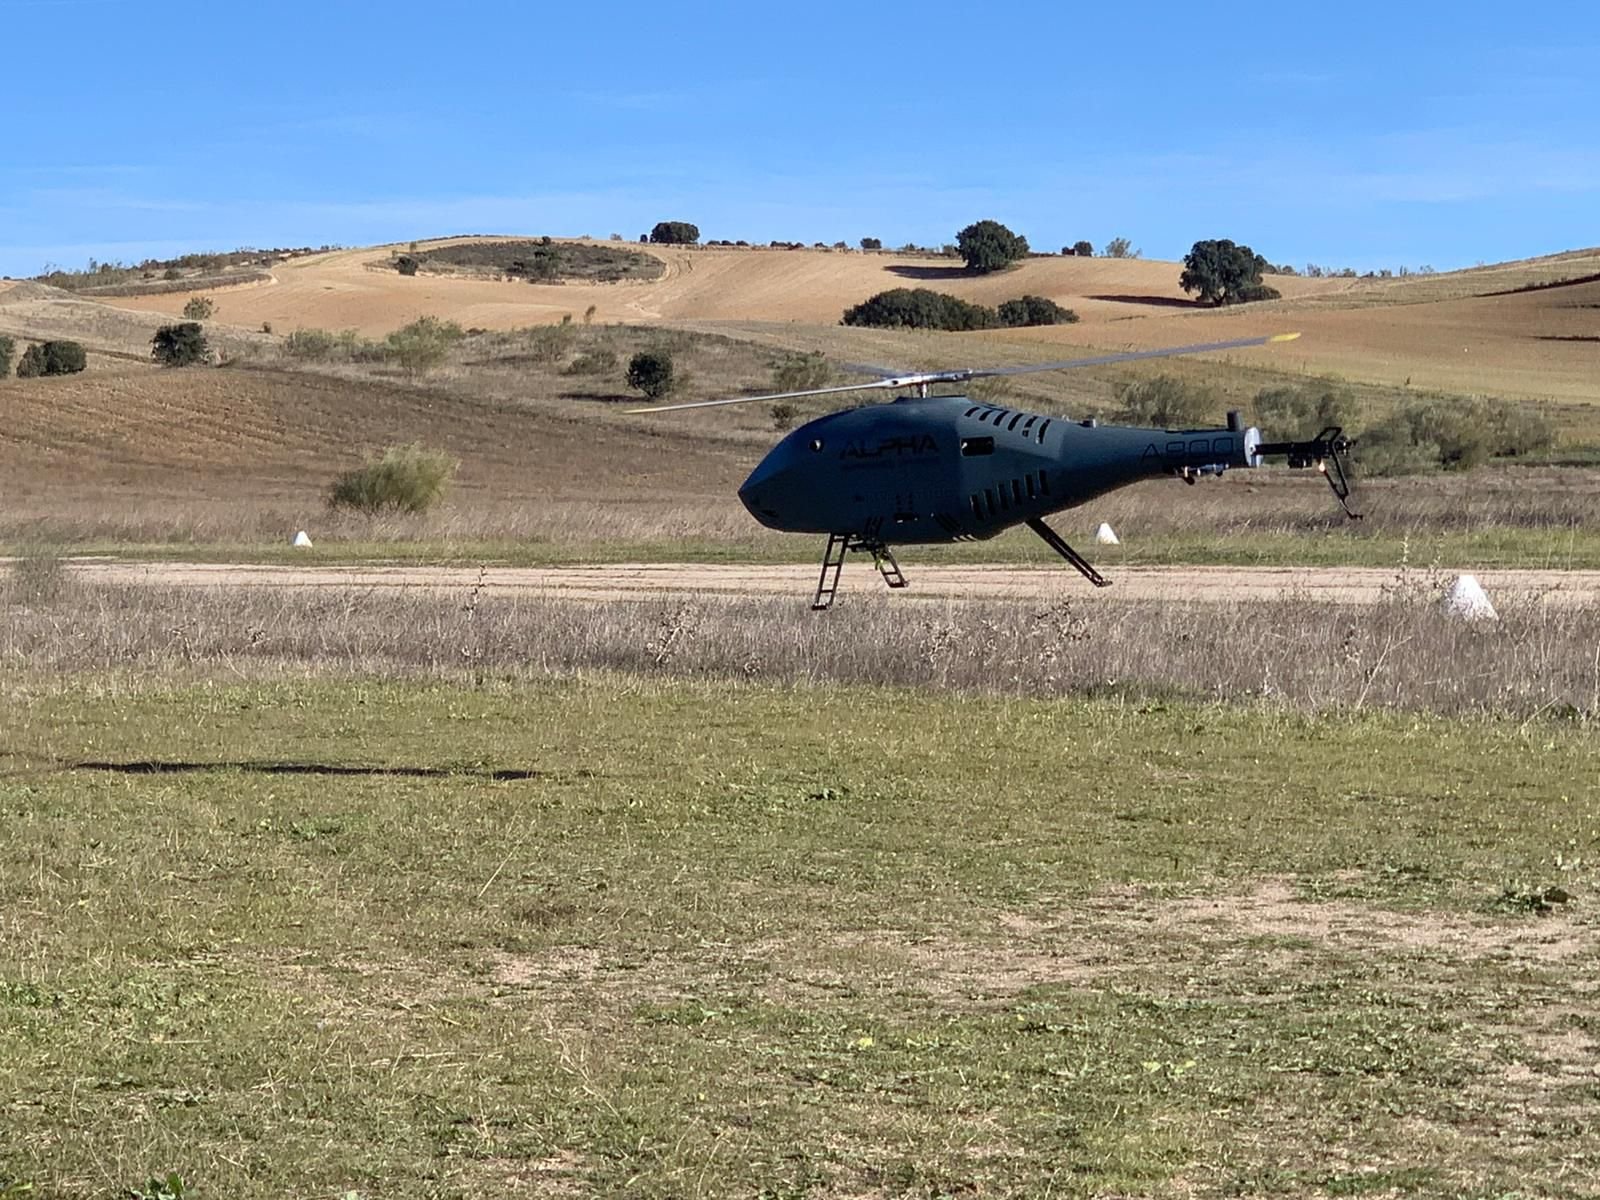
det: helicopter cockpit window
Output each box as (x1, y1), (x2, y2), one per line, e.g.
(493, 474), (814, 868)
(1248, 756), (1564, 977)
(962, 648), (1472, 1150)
(961, 436), (995, 457)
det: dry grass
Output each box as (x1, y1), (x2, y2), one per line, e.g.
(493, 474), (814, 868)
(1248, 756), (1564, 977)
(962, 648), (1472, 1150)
(6, 572), (1597, 718)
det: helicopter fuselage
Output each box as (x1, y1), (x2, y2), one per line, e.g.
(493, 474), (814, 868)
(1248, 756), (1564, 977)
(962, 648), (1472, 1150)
(737, 394), (1261, 543)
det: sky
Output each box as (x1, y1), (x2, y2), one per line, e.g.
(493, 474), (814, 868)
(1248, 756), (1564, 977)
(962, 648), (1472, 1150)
(2, 0), (1596, 278)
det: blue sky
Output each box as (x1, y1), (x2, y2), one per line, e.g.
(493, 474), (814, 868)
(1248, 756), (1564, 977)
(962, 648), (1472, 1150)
(3, 0), (1595, 277)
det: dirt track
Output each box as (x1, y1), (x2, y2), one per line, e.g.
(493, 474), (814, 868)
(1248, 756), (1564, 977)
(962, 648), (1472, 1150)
(63, 560), (1600, 607)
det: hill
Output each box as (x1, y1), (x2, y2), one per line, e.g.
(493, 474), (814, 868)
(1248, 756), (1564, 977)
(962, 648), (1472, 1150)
(54, 238), (1600, 403)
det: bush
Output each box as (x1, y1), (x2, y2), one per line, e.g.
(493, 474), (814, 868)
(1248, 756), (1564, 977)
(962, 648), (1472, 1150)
(649, 221), (700, 245)
(525, 324), (578, 364)
(771, 351), (829, 393)
(1353, 397), (1557, 476)
(328, 443), (457, 514)
(396, 255), (420, 276)
(284, 328), (338, 360)
(955, 219), (1028, 273)
(997, 295), (1078, 327)
(16, 340), (87, 377)
(1103, 236), (1138, 259)
(1231, 283), (1282, 304)
(151, 322), (210, 367)
(1071, 240), (1094, 257)
(860, 237), (882, 251)
(182, 295), (215, 320)
(1111, 374), (1217, 428)
(627, 350), (675, 399)
(841, 287), (998, 331)
(1253, 384), (1361, 442)
(0, 334), (13, 377)
(561, 347), (618, 376)
(385, 315), (463, 375)
(771, 402), (798, 431)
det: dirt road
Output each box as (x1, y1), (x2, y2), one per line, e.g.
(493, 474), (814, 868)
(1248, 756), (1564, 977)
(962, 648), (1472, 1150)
(62, 560), (1600, 607)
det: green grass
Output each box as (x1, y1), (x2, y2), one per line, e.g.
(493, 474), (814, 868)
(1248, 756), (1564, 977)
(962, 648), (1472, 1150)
(19, 523), (1600, 570)
(3, 677), (1597, 1196)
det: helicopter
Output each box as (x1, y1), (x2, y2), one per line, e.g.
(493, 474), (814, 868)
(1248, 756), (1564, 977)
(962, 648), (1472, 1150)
(630, 333), (1356, 609)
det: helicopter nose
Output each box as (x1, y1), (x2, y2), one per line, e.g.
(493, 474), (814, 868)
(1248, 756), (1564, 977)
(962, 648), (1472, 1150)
(738, 451), (790, 528)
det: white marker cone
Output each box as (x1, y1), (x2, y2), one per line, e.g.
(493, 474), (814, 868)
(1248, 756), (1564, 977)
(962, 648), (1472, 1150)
(1442, 574), (1496, 620)
(292, 530), (313, 548)
(1094, 522), (1120, 545)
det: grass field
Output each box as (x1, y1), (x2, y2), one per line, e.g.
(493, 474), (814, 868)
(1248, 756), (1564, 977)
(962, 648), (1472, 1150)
(3, 670), (1598, 1198)
(5, 235), (1599, 1198)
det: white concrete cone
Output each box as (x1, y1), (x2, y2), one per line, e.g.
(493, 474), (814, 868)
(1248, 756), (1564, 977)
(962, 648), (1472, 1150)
(1094, 522), (1120, 545)
(292, 530), (313, 548)
(1442, 574), (1496, 620)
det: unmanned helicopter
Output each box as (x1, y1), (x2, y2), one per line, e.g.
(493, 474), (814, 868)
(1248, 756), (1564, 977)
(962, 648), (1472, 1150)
(630, 333), (1356, 609)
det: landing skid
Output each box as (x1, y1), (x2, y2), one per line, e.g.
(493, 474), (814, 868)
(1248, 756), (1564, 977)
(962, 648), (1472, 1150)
(1026, 517), (1111, 588)
(812, 534), (908, 610)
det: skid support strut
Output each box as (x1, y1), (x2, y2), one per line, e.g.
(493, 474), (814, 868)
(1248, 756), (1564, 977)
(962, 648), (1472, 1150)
(812, 535), (908, 610)
(1026, 517), (1112, 588)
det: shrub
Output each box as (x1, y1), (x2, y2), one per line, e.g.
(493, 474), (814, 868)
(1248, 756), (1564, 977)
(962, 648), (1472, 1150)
(0, 334), (13, 376)
(841, 287), (998, 331)
(649, 221), (700, 245)
(151, 322), (210, 367)
(16, 340), (87, 377)
(1111, 374), (1217, 428)
(525, 324), (577, 364)
(997, 295), (1078, 327)
(860, 237), (882, 250)
(182, 295), (215, 320)
(261, 321), (273, 334)
(1488, 400), (1556, 459)
(385, 315), (463, 375)
(328, 443), (457, 514)
(955, 219), (1028, 272)
(16, 345), (44, 377)
(1072, 240), (1094, 257)
(284, 328), (338, 360)
(627, 350), (675, 399)
(561, 347), (618, 376)
(1352, 397), (1557, 476)
(771, 402), (798, 431)
(583, 304), (597, 325)
(396, 255), (420, 276)
(1253, 384), (1361, 441)
(1103, 236), (1138, 259)
(1231, 283), (1282, 304)
(771, 351), (829, 393)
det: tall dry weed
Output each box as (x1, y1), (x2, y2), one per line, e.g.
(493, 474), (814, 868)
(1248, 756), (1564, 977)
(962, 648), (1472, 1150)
(4, 578), (1598, 720)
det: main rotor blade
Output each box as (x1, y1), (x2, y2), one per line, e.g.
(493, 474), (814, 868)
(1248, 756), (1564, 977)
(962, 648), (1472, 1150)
(624, 377), (904, 414)
(625, 332), (1301, 414)
(966, 332), (1301, 379)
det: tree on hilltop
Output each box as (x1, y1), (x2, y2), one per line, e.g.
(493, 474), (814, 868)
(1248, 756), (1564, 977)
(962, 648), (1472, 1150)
(649, 221), (700, 245)
(955, 220), (1029, 273)
(1180, 238), (1275, 305)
